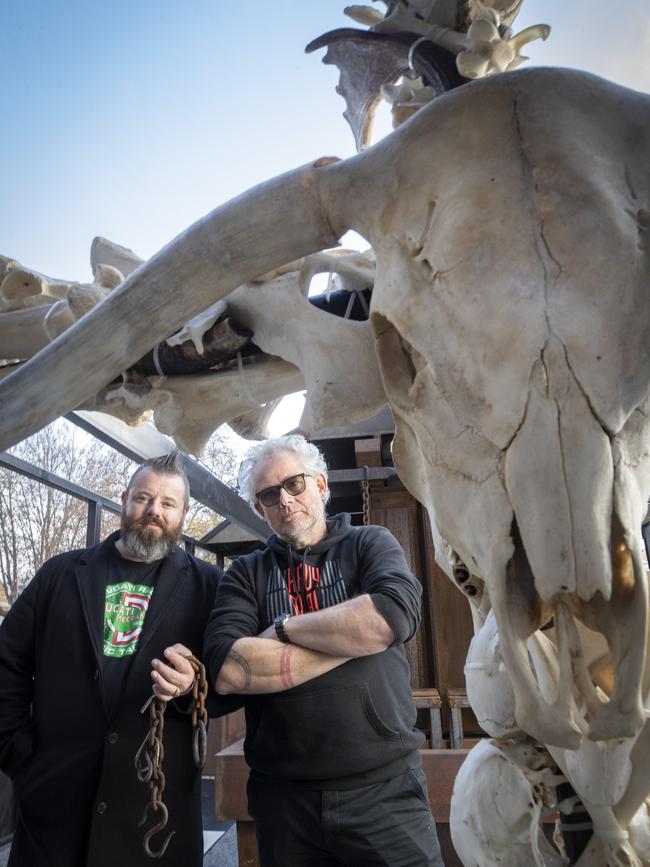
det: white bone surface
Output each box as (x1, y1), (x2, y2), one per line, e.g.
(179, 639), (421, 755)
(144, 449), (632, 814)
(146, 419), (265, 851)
(0, 260), (115, 358)
(0, 67), (649, 861)
(226, 268), (385, 434)
(464, 609), (519, 738)
(325, 68), (650, 751)
(450, 737), (566, 866)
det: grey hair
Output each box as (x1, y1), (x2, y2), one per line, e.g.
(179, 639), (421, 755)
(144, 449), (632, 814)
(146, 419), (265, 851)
(127, 451), (190, 508)
(238, 434), (330, 507)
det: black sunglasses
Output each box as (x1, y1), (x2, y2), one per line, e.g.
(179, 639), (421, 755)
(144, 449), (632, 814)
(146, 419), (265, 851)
(255, 473), (313, 507)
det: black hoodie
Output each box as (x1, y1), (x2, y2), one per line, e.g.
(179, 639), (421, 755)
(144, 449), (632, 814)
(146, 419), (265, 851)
(204, 513), (426, 788)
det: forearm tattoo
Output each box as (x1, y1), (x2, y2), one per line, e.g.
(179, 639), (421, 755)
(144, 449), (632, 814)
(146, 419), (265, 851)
(280, 645), (295, 690)
(228, 648), (252, 690)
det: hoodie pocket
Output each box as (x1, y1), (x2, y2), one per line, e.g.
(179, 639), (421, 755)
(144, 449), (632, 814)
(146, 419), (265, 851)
(247, 683), (404, 780)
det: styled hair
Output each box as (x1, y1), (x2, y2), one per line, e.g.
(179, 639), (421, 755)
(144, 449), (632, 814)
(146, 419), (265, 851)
(127, 450), (190, 508)
(238, 434), (330, 507)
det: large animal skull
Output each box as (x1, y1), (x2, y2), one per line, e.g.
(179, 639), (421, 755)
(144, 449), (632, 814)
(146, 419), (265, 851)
(358, 68), (650, 752)
(449, 736), (566, 866)
(0, 68), (648, 780)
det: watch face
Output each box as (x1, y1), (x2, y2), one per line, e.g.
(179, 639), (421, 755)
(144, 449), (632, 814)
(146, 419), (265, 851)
(274, 613), (291, 642)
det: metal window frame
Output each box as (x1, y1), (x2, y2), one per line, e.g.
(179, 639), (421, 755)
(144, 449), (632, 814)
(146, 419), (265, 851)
(0, 450), (210, 552)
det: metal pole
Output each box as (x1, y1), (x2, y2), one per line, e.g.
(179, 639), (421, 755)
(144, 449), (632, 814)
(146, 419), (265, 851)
(86, 501), (103, 547)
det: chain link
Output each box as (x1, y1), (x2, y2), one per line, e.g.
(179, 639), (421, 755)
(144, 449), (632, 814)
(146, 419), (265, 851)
(361, 465), (371, 527)
(136, 696), (174, 858)
(135, 653), (209, 858)
(189, 656), (208, 770)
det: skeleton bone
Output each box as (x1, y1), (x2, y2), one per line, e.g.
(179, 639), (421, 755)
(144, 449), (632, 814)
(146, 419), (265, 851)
(464, 609), (519, 738)
(572, 806), (643, 867)
(370, 1), (525, 36)
(225, 270), (384, 434)
(228, 400), (285, 441)
(427, 18), (550, 79)
(449, 736), (566, 866)
(0, 70), (648, 790)
(628, 803), (650, 864)
(360, 0), (549, 80)
(82, 357), (305, 456)
(457, 601), (650, 861)
(356, 70), (650, 750)
(0, 239), (382, 451)
(0, 264), (119, 358)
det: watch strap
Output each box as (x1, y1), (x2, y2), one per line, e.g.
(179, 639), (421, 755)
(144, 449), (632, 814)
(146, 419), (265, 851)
(274, 612), (292, 643)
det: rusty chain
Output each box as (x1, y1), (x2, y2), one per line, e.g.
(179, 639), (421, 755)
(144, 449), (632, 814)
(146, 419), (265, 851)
(134, 654), (209, 858)
(135, 695), (172, 859)
(190, 657), (208, 769)
(361, 465), (371, 527)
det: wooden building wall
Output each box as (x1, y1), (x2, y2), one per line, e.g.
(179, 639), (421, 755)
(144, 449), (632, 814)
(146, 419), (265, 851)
(355, 438), (474, 700)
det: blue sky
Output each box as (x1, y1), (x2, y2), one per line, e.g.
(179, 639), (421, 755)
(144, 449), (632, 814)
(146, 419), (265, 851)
(2, 1), (649, 282)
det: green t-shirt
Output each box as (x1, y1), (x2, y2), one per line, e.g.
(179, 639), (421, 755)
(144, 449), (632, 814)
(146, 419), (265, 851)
(101, 544), (163, 718)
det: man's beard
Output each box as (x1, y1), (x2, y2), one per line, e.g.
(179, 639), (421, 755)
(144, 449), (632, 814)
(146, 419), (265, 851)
(278, 524), (314, 550)
(276, 511), (323, 550)
(119, 515), (183, 562)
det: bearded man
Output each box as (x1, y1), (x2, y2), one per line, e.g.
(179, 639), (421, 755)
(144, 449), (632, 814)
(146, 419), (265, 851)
(0, 452), (239, 867)
(205, 434), (443, 866)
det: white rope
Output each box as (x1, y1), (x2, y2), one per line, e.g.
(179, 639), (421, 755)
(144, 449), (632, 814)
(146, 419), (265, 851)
(325, 270), (335, 303)
(236, 351), (264, 408)
(408, 36), (430, 73)
(596, 828), (629, 843)
(42, 302), (61, 342)
(356, 289), (369, 317)
(152, 343), (165, 376)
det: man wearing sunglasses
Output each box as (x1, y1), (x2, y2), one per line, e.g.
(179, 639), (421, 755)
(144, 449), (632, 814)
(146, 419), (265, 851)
(204, 434), (442, 866)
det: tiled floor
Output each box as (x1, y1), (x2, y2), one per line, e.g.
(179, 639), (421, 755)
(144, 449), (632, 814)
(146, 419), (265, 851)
(205, 823), (239, 866)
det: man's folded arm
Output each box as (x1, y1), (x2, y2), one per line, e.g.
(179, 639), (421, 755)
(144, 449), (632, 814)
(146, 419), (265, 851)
(276, 526), (422, 658)
(279, 594), (394, 657)
(214, 636), (349, 695)
(204, 560), (350, 696)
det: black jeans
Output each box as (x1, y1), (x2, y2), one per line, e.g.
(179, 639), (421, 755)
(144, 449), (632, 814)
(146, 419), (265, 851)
(247, 766), (444, 866)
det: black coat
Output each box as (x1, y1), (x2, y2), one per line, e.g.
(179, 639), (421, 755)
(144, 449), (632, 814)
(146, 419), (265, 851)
(0, 532), (239, 867)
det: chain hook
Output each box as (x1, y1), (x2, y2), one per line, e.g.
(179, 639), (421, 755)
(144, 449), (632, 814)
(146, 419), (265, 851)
(139, 801), (175, 859)
(134, 732), (154, 784)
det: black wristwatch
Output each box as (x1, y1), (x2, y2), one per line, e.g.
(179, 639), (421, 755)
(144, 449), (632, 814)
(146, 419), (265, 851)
(273, 612), (292, 643)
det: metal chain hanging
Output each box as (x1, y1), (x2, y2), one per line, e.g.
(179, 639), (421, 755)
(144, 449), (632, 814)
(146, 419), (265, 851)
(134, 655), (208, 858)
(190, 658), (209, 769)
(361, 465), (371, 527)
